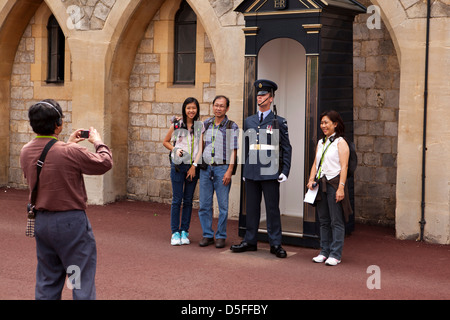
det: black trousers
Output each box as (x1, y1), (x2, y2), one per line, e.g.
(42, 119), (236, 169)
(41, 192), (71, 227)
(244, 179), (282, 246)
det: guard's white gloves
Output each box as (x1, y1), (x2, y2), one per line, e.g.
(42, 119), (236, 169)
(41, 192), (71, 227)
(278, 173), (287, 183)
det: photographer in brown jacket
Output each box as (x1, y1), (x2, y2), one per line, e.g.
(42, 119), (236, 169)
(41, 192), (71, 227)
(20, 99), (113, 300)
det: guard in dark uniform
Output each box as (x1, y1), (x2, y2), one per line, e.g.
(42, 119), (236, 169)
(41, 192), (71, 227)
(231, 79), (292, 258)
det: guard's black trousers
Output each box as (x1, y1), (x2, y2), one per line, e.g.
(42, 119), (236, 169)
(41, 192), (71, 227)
(244, 179), (282, 246)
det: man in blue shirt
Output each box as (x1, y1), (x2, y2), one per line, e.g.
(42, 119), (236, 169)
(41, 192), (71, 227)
(196, 95), (239, 248)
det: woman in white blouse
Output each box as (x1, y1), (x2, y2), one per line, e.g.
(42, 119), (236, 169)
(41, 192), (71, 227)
(307, 110), (350, 266)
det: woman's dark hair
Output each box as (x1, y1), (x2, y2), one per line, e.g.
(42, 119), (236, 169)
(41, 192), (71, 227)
(181, 97), (200, 129)
(28, 99), (64, 135)
(320, 110), (345, 138)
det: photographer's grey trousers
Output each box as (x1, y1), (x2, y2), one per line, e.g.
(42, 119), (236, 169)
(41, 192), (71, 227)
(34, 210), (97, 300)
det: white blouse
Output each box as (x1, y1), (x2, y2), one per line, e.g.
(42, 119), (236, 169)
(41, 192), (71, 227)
(315, 134), (343, 180)
(173, 122), (200, 161)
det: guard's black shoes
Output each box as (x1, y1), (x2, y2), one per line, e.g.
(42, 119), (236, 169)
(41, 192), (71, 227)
(270, 245), (287, 258)
(230, 241), (257, 253)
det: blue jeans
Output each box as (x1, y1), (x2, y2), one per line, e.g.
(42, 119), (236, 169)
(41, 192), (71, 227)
(170, 163), (199, 234)
(198, 165), (231, 239)
(316, 181), (345, 260)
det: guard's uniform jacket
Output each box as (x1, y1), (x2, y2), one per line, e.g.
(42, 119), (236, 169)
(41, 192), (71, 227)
(243, 111), (292, 181)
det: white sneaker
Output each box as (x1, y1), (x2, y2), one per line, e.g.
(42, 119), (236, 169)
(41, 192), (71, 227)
(312, 254), (328, 263)
(180, 231), (190, 245)
(171, 232), (181, 246)
(325, 257), (341, 266)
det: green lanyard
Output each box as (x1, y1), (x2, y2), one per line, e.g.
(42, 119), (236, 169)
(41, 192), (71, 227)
(317, 137), (333, 179)
(210, 119), (220, 164)
(189, 131), (194, 165)
(36, 136), (58, 140)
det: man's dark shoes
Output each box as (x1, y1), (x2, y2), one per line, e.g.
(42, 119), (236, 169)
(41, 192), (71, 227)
(270, 245), (287, 258)
(230, 241), (257, 253)
(215, 238), (226, 248)
(199, 237), (214, 247)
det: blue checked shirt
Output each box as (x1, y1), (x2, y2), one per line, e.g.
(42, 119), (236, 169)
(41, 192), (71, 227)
(201, 116), (239, 165)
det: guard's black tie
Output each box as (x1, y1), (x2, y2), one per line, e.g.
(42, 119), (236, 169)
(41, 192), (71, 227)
(260, 113), (263, 123)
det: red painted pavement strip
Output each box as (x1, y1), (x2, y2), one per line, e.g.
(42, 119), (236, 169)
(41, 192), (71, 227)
(0, 187), (449, 300)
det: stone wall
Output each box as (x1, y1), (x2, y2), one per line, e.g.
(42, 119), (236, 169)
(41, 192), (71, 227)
(8, 19), (72, 188)
(400, 0), (449, 18)
(62, 0), (117, 30)
(126, 14), (216, 205)
(352, 0), (400, 226)
(10, 0), (447, 229)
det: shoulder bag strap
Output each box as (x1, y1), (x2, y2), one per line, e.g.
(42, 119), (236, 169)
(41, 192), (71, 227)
(225, 120), (238, 175)
(30, 139), (58, 206)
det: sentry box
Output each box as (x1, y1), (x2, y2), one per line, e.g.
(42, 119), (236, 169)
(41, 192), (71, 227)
(235, 0), (366, 248)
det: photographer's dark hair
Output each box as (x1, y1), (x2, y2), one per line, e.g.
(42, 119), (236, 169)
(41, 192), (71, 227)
(320, 110), (345, 138)
(28, 99), (64, 135)
(181, 97), (200, 129)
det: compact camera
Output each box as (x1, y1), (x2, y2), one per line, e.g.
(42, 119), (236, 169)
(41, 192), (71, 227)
(174, 119), (181, 130)
(80, 130), (90, 138)
(27, 203), (36, 219)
